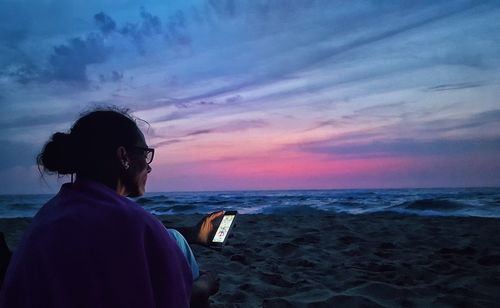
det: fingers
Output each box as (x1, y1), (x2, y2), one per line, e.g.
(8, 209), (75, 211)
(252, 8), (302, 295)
(207, 211), (224, 221)
(197, 211), (225, 246)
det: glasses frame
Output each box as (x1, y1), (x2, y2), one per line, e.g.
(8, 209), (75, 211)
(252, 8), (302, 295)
(126, 146), (155, 164)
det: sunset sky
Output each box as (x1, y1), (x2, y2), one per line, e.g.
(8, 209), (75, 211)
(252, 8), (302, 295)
(1, 0), (500, 194)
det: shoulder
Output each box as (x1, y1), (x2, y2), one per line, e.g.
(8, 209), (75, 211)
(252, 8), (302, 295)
(31, 182), (165, 241)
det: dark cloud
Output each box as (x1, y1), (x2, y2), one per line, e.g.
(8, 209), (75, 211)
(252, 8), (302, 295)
(184, 119), (267, 136)
(185, 129), (212, 137)
(49, 33), (111, 82)
(177, 83), (252, 105)
(140, 7), (162, 36)
(151, 119), (268, 146)
(303, 119), (344, 133)
(353, 102), (408, 115)
(225, 95), (243, 104)
(99, 70), (124, 83)
(95, 8), (162, 43)
(159, 100), (216, 109)
(150, 111), (190, 123)
(119, 23), (144, 53)
(94, 12), (117, 35)
(118, 8), (163, 54)
(426, 82), (485, 92)
(152, 139), (182, 148)
(111, 70), (123, 82)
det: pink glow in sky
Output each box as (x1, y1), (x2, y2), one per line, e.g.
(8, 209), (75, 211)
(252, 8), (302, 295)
(1, 1), (500, 193)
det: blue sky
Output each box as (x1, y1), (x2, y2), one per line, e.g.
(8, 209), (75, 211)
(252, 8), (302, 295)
(1, 0), (499, 193)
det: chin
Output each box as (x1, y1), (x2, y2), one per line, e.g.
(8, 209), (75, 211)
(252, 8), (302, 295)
(130, 189), (145, 197)
(126, 186), (144, 198)
(137, 186), (147, 197)
(127, 192), (140, 198)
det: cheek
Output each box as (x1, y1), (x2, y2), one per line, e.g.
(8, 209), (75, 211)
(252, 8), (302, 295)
(131, 162), (148, 185)
(140, 164), (149, 182)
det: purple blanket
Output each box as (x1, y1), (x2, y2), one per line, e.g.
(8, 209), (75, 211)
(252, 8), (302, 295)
(0, 178), (192, 307)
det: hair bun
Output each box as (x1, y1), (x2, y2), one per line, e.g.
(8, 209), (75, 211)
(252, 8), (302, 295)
(38, 132), (77, 174)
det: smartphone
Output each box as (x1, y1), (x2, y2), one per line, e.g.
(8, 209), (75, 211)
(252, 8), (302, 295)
(210, 211), (237, 248)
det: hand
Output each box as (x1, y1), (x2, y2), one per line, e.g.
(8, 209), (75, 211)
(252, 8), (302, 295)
(194, 211), (224, 246)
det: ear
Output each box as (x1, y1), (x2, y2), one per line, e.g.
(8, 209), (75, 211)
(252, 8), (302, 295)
(116, 146), (130, 170)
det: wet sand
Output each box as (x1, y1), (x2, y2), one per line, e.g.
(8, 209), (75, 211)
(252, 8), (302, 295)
(2, 213), (500, 307)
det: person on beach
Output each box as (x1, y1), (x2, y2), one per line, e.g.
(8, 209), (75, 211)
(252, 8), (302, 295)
(0, 108), (220, 308)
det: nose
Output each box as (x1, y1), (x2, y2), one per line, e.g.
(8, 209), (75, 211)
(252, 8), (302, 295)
(147, 164), (152, 174)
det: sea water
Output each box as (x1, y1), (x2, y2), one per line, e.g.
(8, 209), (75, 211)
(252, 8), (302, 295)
(1, 187), (499, 219)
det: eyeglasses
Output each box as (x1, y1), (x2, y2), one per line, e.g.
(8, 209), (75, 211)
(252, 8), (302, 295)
(127, 146), (155, 164)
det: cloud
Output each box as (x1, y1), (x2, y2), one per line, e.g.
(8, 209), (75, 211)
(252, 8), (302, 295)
(139, 7), (162, 36)
(119, 8), (163, 54)
(1, 0), (500, 191)
(185, 129), (212, 137)
(49, 32), (112, 83)
(150, 119), (268, 148)
(95, 8), (162, 40)
(94, 12), (117, 35)
(133, 0), (491, 114)
(99, 70), (124, 83)
(151, 139), (182, 148)
(225, 95), (243, 104)
(426, 82), (486, 92)
(176, 120), (267, 138)
(3, 0), (489, 92)
(352, 102), (408, 115)
(0, 31), (112, 84)
(1, 7), (166, 85)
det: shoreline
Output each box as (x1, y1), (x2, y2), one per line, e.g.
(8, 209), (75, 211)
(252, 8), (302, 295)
(2, 213), (500, 306)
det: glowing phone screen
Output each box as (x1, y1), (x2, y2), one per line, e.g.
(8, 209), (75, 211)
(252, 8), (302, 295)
(212, 215), (235, 243)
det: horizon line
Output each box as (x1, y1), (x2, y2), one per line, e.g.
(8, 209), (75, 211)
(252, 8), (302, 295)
(1, 185), (499, 196)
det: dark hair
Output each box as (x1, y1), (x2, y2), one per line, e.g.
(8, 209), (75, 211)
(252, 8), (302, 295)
(38, 107), (142, 180)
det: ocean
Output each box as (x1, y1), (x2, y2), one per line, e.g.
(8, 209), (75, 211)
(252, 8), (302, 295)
(0, 187), (499, 219)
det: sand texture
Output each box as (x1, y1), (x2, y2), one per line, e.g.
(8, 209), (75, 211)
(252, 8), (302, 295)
(2, 213), (500, 307)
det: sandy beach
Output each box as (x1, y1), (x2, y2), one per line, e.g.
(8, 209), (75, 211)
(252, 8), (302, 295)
(2, 213), (500, 307)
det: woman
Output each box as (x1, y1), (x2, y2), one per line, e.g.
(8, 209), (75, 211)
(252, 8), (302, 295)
(0, 108), (219, 307)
